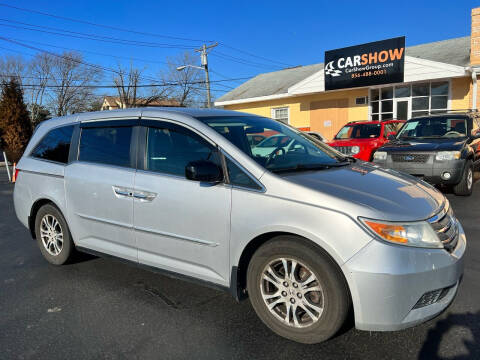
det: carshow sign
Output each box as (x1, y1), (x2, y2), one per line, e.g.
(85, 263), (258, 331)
(324, 37), (405, 91)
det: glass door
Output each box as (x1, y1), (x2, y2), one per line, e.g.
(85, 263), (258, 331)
(394, 98), (410, 120)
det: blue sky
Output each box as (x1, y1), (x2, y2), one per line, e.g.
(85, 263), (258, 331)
(0, 0), (478, 99)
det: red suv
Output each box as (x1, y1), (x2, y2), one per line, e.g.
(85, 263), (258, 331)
(328, 120), (405, 161)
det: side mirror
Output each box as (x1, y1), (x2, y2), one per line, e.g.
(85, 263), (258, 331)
(185, 160), (223, 183)
(387, 132), (396, 140)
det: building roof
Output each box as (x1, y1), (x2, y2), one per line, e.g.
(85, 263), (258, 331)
(216, 36), (471, 103)
(103, 96), (118, 107)
(405, 36), (470, 67)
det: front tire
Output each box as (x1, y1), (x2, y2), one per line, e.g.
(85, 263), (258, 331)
(35, 204), (74, 265)
(246, 236), (351, 344)
(453, 160), (473, 196)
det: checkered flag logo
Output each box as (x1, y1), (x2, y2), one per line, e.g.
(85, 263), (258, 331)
(325, 61), (342, 77)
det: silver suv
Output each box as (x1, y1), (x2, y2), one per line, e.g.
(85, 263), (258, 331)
(13, 108), (466, 344)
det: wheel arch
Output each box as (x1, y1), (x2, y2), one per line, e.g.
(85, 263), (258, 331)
(29, 198), (64, 239)
(230, 231), (352, 307)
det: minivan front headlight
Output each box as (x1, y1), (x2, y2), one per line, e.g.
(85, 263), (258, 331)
(435, 151), (461, 161)
(373, 151), (387, 161)
(360, 218), (443, 248)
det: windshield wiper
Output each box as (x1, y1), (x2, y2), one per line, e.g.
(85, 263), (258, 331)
(271, 162), (350, 174)
(343, 156), (357, 163)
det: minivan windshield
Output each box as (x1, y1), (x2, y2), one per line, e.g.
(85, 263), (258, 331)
(396, 116), (468, 139)
(335, 123), (381, 139)
(198, 116), (349, 173)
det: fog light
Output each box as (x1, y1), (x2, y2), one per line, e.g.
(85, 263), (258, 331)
(442, 172), (451, 180)
(413, 285), (454, 309)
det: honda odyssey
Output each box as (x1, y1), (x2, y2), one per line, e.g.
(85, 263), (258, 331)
(13, 108), (466, 344)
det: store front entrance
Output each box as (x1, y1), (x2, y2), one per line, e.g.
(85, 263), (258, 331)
(394, 98), (410, 120)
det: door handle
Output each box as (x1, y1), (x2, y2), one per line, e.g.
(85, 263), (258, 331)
(133, 191), (156, 202)
(113, 186), (133, 198)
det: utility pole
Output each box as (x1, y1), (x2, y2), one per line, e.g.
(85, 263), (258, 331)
(195, 43), (218, 108)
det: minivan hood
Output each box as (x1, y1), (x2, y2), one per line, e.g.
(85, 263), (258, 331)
(280, 162), (445, 222)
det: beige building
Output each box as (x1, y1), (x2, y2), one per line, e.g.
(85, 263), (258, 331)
(215, 8), (480, 141)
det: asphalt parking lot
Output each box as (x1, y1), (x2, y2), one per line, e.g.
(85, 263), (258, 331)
(0, 169), (479, 360)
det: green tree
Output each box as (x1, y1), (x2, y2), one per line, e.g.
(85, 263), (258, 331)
(0, 79), (32, 162)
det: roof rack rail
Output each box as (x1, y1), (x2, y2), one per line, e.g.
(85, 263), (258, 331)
(410, 109), (479, 118)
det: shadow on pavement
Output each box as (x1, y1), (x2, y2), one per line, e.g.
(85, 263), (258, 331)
(418, 311), (480, 359)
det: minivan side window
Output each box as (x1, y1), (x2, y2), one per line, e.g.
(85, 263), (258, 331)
(225, 157), (262, 190)
(31, 125), (74, 164)
(145, 126), (220, 177)
(78, 126), (132, 168)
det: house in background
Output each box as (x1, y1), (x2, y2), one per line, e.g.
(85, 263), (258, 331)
(101, 96), (180, 110)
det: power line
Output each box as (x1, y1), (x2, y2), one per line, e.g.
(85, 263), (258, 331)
(2, 37), (172, 66)
(211, 52), (281, 70)
(0, 36), (173, 85)
(0, 40), (251, 93)
(0, 73), (252, 87)
(210, 69), (256, 83)
(0, 2), (214, 43)
(17, 84), (232, 94)
(0, 40), (227, 92)
(0, 20), (281, 71)
(0, 19), (198, 49)
(0, 4), (293, 69)
(219, 43), (294, 67)
(215, 50), (284, 69)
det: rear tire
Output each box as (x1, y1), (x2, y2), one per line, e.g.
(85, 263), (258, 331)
(453, 160), (473, 196)
(35, 204), (74, 265)
(246, 236), (351, 344)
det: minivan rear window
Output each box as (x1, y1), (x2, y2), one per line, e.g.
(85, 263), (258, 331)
(78, 127), (132, 168)
(31, 125), (74, 164)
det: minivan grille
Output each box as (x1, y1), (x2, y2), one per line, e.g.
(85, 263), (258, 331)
(429, 204), (459, 252)
(391, 153), (430, 163)
(334, 146), (353, 155)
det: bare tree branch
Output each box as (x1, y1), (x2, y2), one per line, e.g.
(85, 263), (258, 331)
(161, 51), (204, 107)
(46, 51), (103, 116)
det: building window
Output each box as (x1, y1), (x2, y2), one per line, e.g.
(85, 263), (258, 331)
(369, 81), (449, 120)
(355, 96), (367, 105)
(271, 107), (289, 124)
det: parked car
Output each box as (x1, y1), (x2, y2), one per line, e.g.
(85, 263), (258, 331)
(14, 108), (465, 344)
(328, 120), (405, 161)
(304, 131), (326, 142)
(373, 113), (480, 196)
(251, 134), (298, 157)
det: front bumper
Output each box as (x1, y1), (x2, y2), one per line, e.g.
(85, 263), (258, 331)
(342, 222), (466, 331)
(373, 158), (464, 185)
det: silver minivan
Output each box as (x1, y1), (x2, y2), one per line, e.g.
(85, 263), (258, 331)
(14, 108), (466, 344)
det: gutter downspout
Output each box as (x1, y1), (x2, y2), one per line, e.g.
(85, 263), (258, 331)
(469, 67), (478, 110)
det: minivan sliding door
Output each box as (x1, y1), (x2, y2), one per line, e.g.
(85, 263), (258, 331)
(65, 121), (138, 261)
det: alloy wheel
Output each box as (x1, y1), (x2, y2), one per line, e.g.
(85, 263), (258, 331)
(467, 168), (473, 190)
(40, 214), (64, 256)
(260, 257), (324, 328)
